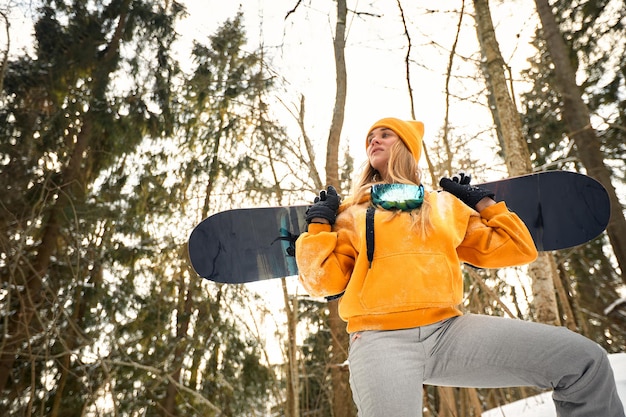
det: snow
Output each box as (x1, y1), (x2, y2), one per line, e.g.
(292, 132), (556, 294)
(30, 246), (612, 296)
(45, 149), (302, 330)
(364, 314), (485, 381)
(483, 353), (626, 416)
(605, 298), (626, 316)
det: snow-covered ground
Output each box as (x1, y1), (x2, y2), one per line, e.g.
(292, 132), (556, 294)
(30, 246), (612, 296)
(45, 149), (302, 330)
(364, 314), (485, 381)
(483, 353), (626, 416)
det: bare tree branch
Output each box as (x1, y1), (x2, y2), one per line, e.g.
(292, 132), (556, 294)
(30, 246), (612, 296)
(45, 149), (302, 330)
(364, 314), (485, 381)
(285, 0), (303, 20)
(105, 359), (222, 413)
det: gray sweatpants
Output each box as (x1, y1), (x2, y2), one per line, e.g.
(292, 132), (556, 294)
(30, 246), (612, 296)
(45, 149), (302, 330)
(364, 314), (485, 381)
(348, 314), (624, 417)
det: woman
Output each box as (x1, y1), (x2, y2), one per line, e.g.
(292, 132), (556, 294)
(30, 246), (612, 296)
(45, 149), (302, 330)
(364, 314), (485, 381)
(295, 117), (624, 416)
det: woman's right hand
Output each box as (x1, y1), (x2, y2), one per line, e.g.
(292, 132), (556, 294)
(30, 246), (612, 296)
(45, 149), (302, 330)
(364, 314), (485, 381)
(305, 185), (341, 224)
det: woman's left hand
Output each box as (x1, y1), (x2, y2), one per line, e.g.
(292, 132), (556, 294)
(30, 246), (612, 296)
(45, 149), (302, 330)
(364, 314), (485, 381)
(439, 173), (495, 211)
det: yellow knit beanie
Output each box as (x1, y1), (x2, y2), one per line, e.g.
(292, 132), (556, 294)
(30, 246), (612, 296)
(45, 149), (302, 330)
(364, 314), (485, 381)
(366, 117), (425, 162)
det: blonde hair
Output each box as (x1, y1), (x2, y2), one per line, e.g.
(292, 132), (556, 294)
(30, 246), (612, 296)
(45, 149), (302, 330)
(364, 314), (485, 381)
(351, 140), (432, 235)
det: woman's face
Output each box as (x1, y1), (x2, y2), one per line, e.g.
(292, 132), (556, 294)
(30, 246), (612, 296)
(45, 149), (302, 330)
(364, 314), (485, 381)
(367, 127), (399, 179)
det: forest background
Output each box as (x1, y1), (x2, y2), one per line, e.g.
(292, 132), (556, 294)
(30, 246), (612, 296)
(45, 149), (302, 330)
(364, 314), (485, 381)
(1, 0), (625, 416)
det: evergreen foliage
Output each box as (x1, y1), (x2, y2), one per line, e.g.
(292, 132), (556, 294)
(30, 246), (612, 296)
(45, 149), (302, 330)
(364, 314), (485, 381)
(520, 0), (626, 351)
(0, 3), (292, 415)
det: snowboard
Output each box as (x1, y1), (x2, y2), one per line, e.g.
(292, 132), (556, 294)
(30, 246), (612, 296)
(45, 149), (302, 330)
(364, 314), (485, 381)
(188, 171), (610, 284)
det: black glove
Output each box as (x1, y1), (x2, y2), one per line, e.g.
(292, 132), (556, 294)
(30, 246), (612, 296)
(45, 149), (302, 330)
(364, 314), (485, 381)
(439, 172), (495, 210)
(305, 185), (341, 225)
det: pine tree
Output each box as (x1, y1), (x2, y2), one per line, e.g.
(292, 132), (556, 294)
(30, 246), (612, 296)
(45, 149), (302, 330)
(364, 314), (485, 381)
(0, 1), (184, 413)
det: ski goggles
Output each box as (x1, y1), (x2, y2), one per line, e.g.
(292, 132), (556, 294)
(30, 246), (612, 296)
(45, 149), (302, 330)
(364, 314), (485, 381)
(370, 183), (425, 211)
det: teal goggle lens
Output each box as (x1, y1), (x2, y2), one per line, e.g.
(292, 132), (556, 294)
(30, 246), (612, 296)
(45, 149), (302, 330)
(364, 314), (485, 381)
(371, 184), (425, 211)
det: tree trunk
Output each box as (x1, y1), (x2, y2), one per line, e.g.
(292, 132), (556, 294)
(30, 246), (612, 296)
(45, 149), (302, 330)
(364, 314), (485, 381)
(0, 119), (93, 393)
(326, 1), (354, 416)
(552, 257), (578, 331)
(0, 11), (8, 92)
(473, 0), (560, 325)
(283, 279), (300, 417)
(474, 0), (531, 176)
(437, 386), (457, 417)
(527, 253), (561, 325)
(326, 0), (347, 190)
(161, 262), (199, 417)
(50, 283), (88, 417)
(296, 95), (323, 190)
(328, 300), (353, 417)
(465, 388), (484, 416)
(534, 0), (626, 283)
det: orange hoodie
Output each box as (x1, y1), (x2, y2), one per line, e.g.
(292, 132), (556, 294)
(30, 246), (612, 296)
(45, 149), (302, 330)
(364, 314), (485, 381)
(295, 190), (538, 333)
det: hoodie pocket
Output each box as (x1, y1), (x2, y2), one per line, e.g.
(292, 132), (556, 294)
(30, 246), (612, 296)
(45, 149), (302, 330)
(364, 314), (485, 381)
(359, 252), (458, 312)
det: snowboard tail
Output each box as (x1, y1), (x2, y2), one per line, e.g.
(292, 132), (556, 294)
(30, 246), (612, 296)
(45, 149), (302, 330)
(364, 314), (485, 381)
(480, 170), (609, 254)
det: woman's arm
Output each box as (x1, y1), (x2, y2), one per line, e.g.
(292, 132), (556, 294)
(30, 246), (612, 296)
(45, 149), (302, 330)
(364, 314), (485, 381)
(458, 201), (538, 268)
(295, 221), (355, 298)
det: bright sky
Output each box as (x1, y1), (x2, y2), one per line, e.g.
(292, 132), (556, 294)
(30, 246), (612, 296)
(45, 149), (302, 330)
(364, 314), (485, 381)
(175, 0), (539, 181)
(2, 0), (540, 179)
